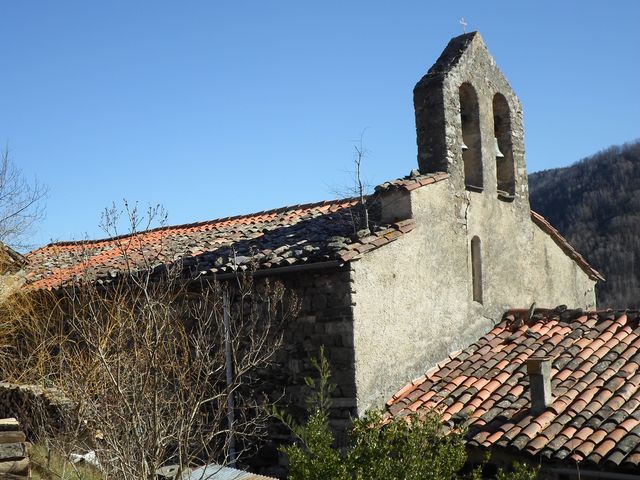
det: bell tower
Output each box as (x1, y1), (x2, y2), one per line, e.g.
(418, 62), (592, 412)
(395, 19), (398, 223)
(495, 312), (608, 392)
(413, 32), (528, 202)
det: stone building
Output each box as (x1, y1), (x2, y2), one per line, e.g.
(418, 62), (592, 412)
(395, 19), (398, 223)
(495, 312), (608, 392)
(11, 32), (602, 470)
(19, 30), (600, 418)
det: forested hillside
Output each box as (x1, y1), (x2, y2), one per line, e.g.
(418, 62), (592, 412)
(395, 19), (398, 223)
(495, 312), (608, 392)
(529, 140), (640, 308)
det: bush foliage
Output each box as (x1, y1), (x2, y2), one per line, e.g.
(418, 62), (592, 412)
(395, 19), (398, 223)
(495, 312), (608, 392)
(275, 348), (537, 480)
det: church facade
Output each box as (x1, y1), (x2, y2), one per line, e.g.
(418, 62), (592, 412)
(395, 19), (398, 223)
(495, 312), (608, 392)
(291, 31), (602, 415)
(15, 33), (601, 469)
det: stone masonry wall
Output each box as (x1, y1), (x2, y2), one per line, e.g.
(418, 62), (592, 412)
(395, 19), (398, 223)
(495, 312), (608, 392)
(278, 267), (356, 421)
(245, 266), (356, 476)
(0, 418), (31, 478)
(0, 383), (72, 441)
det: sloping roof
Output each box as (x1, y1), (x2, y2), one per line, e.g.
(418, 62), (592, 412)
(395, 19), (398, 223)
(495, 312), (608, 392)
(387, 308), (640, 472)
(21, 169), (600, 290)
(375, 171), (449, 192)
(23, 195), (418, 291)
(530, 211), (604, 281)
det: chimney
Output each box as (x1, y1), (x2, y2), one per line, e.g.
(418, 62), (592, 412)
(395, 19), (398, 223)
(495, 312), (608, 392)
(526, 356), (553, 414)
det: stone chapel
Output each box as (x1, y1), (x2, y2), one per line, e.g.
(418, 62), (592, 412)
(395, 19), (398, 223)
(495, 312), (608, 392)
(14, 31), (601, 442)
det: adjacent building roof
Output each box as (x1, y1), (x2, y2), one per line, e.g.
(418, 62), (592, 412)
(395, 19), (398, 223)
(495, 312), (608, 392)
(185, 464), (276, 480)
(386, 308), (640, 472)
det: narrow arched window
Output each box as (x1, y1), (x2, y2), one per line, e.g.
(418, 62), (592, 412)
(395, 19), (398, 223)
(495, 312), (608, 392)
(493, 93), (515, 198)
(471, 236), (483, 303)
(459, 83), (483, 191)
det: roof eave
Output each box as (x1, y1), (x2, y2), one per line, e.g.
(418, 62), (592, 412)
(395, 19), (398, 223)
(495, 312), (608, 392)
(530, 210), (604, 282)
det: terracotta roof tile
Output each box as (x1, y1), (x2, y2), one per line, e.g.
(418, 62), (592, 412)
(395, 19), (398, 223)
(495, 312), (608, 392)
(374, 171), (449, 193)
(22, 193), (425, 290)
(387, 309), (640, 472)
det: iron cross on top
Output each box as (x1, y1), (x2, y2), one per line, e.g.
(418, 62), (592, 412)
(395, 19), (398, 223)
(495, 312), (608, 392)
(459, 17), (468, 33)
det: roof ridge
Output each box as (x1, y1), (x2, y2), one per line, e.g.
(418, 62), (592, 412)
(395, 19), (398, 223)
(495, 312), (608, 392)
(28, 195), (364, 254)
(503, 307), (613, 315)
(503, 307), (640, 314)
(501, 307), (640, 329)
(375, 171), (449, 193)
(28, 171), (450, 255)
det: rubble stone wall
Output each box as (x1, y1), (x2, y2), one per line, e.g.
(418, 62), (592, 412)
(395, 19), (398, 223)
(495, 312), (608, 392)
(0, 383), (72, 440)
(277, 267), (356, 420)
(0, 418), (31, 478)
(244, 266), (356, 475)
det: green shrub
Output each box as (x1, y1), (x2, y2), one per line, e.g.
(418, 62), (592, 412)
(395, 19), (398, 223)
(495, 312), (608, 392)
(275, 348), (538, 480)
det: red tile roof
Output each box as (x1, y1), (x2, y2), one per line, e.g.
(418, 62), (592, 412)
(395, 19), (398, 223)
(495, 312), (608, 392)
(21, 170), (600, 290)
(387, 308), (640, 472)
(375, 171), (450, 192)
(24, 195), (419, 291)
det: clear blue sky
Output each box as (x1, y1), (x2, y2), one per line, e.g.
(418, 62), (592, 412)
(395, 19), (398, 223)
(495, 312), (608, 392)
(1, 1), (638, 249)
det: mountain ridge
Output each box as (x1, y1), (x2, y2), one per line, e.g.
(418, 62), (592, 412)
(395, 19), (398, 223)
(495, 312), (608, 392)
(529, 140), (640, 308)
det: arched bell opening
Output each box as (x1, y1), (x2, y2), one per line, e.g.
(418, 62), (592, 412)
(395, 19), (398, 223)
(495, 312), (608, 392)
(459, 83), (483, 191)
(493, 93), (515, 199)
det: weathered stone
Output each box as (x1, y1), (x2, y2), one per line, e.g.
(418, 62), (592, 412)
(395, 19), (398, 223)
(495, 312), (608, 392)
(0, 432), (26, 444)
(0, 443), (25, 461)
(310, 294), (327, 310)
(330, 397), (358, 409)
(0, 457), (29, 475)
(0, 419), (19, 432)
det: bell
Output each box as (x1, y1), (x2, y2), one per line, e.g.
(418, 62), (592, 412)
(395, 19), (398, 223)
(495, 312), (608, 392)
(460, 139), (469, 151)
(493, 137), (505, 158)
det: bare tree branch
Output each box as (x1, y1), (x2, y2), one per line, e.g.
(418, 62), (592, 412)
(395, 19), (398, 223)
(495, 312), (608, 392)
(0, 202), (300, 478)
(0, 147), (48, 251)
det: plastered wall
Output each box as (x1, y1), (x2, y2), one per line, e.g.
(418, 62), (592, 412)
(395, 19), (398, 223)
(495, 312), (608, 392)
(348, 32), (597, 414)
(351, 180), (596, 414)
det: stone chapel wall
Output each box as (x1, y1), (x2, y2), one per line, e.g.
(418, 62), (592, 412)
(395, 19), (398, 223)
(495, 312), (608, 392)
(245, 267), (357, 474)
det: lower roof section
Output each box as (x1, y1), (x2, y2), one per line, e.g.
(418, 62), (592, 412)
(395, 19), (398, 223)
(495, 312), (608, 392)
(387, 307), (640, 472)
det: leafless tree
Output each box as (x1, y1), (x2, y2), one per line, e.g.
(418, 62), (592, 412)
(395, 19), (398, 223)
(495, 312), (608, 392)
(353, 139), (370, 234)
(0, 202), (299, 478)
(331, 130), (374, 236)
(0, 147), (47, 251)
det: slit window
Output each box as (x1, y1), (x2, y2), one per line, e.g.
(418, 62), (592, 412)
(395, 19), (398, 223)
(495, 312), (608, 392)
(471, 236), (483, 303)
(459, 83), (483, 191)
(493, 93), (515, 198)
